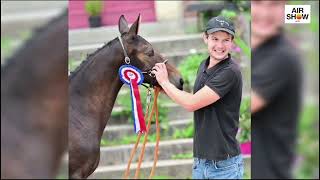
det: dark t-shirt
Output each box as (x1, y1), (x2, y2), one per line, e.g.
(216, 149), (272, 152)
(193, 55), (242, 161)
(252, 33), (303, 179)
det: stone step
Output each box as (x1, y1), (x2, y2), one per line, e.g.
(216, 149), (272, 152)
(103, 118), (193, 141)
(99, 138), (193, 166)
(108, 91), (250, 126)
(1, 1), (67, 37)
(108, 102), (193, 125)
(89, 156), (251, 179)
(68, 18), (198, 47)
(1, 1), (67, 14)
(68, 34), (206, 61)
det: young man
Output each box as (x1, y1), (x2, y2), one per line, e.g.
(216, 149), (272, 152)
(152, 16), (243, 179)
(251, 1), (303, 179)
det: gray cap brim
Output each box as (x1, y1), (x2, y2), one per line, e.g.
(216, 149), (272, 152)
(207, 28), (235, 36)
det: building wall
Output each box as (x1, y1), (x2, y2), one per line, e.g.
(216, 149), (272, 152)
(154, 1), (183, 21)
(69, 1), (156, 29)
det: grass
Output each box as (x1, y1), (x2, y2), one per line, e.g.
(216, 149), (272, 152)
(68, 58), (82, 73)
(1, 31), (32, 63)
(101, 133), (166, 147)
(1, 37), (14, 63)
(171, 152), (193, 160)
(55, 174), (68, 179)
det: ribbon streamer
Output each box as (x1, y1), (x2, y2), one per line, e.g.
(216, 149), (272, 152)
(119, 65), (146, 133)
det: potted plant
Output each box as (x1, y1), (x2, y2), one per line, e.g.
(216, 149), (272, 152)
(85, 0), (103, 28)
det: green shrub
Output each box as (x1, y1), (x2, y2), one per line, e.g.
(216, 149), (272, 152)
(178, 53), (207, 90)
(295, 103), (319, 179)
(237, 97), (251, 143)
(173, 121), (194, 139)
(68, 58), (81, 72)
(85, 0), (103, 17)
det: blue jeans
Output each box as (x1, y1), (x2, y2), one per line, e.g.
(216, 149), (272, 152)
(192, 154), (244, 179)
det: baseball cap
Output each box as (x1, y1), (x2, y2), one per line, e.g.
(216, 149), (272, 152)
(205, 16), (235, 37)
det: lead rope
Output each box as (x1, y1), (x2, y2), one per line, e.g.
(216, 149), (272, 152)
(149, 87), (160, 178)
(123, 88), (152, 178)
(123, 87), (161, 179)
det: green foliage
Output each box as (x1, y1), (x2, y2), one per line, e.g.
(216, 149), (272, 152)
(243, 170), (251, 179)
(1, 32), (31, 64)
(114, 88), (169, 127)
(85, 0), (103, 17)
(220, 9), (237, 20)
(151, 175), (174, 179)
(171, 152), (193, 160)
(234, 36), (251, 59)
(55, 174), (68, 179)
(68, 58), (81, 72)
(1, 37), (13, 55)
(237, 97), (251, 143)
(294, 103), (319, 179)
(178, 53), (207, 90)
(173, 121), (194, 139)
(111, 91), (134, 122)
(1, 37), (14, 64)
(101, 133), (160, 147)
(220, 9), (251, 59)
(309, 15), (319, 33)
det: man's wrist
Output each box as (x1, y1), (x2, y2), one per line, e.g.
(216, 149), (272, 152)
(160, 80), (171, 87)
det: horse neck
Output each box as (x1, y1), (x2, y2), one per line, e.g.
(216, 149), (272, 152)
(70, 40), (125, 117)
(1, 14), (67, 100)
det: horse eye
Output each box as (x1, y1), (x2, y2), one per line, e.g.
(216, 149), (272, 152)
(146, 49), (154, 57)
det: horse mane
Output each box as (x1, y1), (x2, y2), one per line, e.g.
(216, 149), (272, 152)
(1, 9), (68, 75)
(68, 37), (118, 80)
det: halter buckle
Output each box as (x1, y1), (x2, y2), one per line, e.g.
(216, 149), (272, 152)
(125, 57), (130, 64)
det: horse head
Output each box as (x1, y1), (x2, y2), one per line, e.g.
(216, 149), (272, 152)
(118, 15), (184, 90)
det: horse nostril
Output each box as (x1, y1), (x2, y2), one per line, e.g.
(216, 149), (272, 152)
(180, 78), (184, 86)
(179, 78), (184, 90)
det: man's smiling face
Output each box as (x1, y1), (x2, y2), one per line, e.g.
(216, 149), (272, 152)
(204, 31), (233, 61)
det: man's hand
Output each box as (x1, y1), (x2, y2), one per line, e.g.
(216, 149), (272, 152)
(152, 63), (170, 86)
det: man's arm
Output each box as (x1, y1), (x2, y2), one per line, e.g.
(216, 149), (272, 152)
(160, 82), (220, 112)
(251, 90), (267, 113)
(152, 62), (220, 112)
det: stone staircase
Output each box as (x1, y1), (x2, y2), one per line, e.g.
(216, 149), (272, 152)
(68, 33), (207, 64)
(90, 112), (251, 179)
(90, 94), (250, 179)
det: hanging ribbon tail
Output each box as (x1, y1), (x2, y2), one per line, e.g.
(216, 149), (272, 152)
(130, 80), (147, 134)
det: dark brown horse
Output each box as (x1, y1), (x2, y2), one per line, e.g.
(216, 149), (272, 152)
(1, 11), (68, 178)
(68, 15), (183, 179)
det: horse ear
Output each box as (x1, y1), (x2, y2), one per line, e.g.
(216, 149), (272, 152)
(129, 14), (140, 35)
(119, 15), (129, 34)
